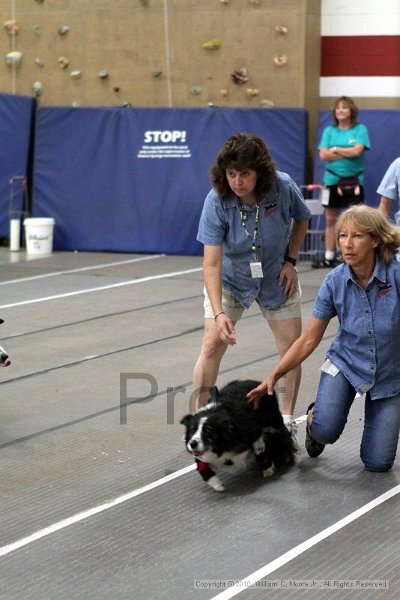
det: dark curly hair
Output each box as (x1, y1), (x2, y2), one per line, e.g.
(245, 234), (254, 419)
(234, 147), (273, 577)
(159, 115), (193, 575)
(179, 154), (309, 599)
(332, 96), (359, 126)
(210, 132), (277, 198)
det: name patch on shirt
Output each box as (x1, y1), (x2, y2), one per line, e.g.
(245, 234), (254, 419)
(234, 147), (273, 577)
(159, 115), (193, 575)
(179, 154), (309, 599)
(263, 202), (278, 217)
(376, 280), (392, 298)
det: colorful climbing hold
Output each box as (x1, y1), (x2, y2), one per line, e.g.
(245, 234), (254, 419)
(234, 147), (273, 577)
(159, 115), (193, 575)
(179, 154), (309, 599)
(70, 70), (82, 80)
(33, 81), (44, 97)
(246, 88), (259, 97)
(231, 67), (249, 84)
(4, 20), (20, 36)
(202, 39), (221, 51)
(273, 54), (288, 66)
(58, 56), (69, 69)
(260, 99), (275, 107)
(58, 25), (69, 36)
(6, 51), (22, 68)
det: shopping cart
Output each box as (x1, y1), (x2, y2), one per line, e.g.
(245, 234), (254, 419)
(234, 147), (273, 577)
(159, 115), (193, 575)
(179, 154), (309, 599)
(298, 184), (325, 262)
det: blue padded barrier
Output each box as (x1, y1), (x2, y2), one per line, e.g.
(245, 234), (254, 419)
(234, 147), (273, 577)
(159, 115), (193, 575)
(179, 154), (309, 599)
(313, 110), (400, 216)
(32, 107), (308, 255)
(0, 94), (36, 237)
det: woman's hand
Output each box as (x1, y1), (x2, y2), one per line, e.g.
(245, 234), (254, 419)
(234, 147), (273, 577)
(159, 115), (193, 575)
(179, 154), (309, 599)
(246, 375), (276, 409)
(279, 262), (298, 297)
(215, 313), (237, 346)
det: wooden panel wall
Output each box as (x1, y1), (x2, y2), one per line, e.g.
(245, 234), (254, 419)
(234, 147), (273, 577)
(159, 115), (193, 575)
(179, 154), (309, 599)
(1, 0), (320, 113)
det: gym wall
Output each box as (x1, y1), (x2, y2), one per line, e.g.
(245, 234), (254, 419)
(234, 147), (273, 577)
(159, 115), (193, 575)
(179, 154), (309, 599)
(1, 0), (321, 115)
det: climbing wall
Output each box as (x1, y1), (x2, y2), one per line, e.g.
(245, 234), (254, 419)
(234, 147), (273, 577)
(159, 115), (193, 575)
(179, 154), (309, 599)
(1, 0), (320, 111)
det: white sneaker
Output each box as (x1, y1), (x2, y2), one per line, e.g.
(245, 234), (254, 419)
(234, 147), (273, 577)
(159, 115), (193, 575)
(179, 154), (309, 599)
(285, 420), (299, 451)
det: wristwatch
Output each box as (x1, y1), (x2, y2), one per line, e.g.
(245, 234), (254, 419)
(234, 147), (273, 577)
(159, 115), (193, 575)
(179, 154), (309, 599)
(285, 255), (297, 266)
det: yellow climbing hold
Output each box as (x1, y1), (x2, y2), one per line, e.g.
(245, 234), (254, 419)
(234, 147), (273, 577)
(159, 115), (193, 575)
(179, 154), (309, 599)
(202, 39), (221, 51)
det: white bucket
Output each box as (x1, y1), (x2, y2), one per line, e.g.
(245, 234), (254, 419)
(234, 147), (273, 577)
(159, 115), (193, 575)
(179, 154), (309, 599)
(24, 218), (55, 256)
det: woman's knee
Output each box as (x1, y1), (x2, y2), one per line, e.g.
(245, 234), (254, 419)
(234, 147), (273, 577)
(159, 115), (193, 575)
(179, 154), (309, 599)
(309, 422), (341, 445)
(325, 208), (338, 228)
(200, 335), (227, 361)
(361, 447), (395, 472)
(362, 459), (393, 473)
(309, 406), (344, 445)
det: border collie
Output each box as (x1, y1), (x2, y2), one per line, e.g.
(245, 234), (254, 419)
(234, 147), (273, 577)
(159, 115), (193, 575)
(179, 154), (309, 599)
(180, 379), (295, 492)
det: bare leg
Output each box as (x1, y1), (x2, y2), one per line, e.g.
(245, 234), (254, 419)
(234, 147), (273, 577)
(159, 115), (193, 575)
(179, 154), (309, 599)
(324, 206), (339, 254)
(267, 317), (302, 416)
(192, 319), (232, 411)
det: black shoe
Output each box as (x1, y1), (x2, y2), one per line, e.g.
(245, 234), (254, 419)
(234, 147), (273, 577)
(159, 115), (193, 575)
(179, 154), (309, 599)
(311, 257), (338, 269)
(305, 402), (325, 458)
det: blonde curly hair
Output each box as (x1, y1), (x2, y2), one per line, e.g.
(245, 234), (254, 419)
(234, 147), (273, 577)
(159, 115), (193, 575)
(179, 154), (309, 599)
(336, 204), (400, 264)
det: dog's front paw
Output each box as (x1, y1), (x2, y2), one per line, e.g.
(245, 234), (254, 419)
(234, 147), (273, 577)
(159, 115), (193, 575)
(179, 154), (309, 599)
(207, 475), (225, 492)
(262, 464), (276, 478)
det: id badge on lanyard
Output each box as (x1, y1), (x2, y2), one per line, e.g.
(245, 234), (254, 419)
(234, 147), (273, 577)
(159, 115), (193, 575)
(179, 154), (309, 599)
(238, 200), (263, 278)
(250, 261), (263, 278)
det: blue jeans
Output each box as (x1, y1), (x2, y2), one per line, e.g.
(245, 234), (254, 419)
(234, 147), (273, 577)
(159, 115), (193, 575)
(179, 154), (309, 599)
(310, 371), (400, 472)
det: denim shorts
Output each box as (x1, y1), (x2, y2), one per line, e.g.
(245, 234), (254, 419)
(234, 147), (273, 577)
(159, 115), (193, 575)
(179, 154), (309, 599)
(203, 286), (302, 322)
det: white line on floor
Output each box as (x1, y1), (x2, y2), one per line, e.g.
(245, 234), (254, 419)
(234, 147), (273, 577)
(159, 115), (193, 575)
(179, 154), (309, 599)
(0, 464), (196, 558)
(0, 267), (202, 309)
(0, 414), (396, 569)
(210, 484), (400, 600)
(0, 417), (306, 558)
(0, 254), (164, 286)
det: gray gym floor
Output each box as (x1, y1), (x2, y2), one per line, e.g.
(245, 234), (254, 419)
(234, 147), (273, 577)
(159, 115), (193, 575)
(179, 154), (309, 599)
(0, 248), (398, 599)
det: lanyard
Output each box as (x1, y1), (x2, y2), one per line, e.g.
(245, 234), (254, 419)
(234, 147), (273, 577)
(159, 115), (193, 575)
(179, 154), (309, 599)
(238, 199), (260, 260)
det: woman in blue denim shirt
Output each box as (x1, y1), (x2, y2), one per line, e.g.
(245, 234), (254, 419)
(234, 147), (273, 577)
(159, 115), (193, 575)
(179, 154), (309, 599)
(248, 205), (400, 472)
(192, 133), (311, 444)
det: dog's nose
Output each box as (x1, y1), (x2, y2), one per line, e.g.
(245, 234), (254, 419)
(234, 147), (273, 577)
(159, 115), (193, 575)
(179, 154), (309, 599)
(190, 440), (198, 449)
(0, 352), (8, 363)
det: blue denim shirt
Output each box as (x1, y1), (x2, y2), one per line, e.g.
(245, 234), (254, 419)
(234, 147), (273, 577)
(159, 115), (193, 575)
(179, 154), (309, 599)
(197, 172), (311, 309)
(313, 256), (400, 399)
(376, 157), (400, 205)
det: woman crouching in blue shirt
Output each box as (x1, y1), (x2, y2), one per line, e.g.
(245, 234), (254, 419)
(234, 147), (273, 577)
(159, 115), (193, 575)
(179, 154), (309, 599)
(248, 204), (400, 472)
(192, 133), (311, 444)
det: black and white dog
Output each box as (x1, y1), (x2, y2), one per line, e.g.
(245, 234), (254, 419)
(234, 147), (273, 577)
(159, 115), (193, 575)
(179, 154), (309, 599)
(180, 379), (295, 492)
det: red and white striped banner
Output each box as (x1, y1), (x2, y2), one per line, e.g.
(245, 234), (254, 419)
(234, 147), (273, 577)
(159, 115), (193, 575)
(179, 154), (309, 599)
(320, 0), (400, 97)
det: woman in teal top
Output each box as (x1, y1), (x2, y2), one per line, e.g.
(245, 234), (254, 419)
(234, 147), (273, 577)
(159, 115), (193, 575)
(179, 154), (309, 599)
(313, 96), (371, 269)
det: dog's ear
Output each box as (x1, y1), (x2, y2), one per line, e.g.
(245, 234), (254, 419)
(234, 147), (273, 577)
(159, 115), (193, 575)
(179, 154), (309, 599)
(180, 414), (193, 426)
